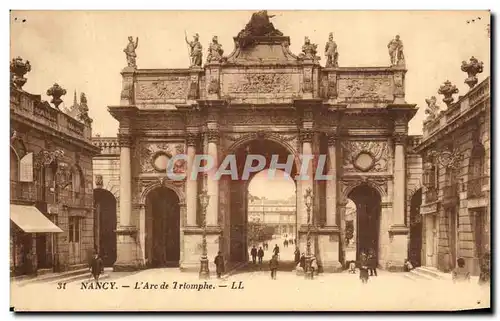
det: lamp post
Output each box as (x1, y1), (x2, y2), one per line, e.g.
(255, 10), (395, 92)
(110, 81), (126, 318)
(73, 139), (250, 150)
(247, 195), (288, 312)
(304, 187), (314, 279)
(199, 189), (210, 279)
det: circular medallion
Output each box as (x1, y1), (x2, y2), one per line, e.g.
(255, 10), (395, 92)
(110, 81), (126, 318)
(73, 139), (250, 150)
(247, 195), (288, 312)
(354, 152), (375, 172)
(151, 151), (171, 172)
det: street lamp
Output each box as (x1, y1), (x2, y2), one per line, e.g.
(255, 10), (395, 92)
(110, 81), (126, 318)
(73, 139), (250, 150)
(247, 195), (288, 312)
(199, 189), (210, 279)
(304, 187), (314, 279)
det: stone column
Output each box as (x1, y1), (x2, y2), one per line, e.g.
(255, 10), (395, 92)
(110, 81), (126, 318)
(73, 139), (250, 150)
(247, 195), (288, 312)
(393, 134), (406, 226)
(318, 133), (342, 272)
(326, 135), (337, 227)
(206, 130), (219, 226)
(186, 133), (198, 227)
(387, 134), (409, 271)
(114, 134), (138, 271)
(300, 130), (314, 226)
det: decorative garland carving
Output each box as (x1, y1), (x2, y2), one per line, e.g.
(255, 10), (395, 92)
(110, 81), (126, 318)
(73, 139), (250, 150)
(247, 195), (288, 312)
(428, 148), (463, 170)
(299, 130), (314, 143)
(137, 142), (186, 174)
(342, 141), (388, 172)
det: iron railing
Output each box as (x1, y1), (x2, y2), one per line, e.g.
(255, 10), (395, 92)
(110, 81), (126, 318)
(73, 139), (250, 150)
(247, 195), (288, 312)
(11, 180), (93, 208)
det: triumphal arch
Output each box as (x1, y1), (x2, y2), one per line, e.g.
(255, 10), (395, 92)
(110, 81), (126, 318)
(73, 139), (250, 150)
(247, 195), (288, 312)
(109, 12), (418, 273)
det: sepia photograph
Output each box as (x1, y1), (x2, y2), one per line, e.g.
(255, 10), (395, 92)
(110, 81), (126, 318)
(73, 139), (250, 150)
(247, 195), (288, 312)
(7, 8), (491, 312)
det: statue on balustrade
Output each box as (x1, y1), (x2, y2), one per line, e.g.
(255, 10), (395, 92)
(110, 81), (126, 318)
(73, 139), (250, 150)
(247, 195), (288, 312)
(185, 33), (203, 67)
(124, 36), (139, 68)
(388, 35), (405, 67)
(325, 32), (339, 67)
(299, 37), (318, 60)
(206, 36), (224, 63)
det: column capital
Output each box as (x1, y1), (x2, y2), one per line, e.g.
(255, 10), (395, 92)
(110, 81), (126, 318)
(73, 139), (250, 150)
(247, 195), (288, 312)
(299, 129), (314, 143)
(206, 129), (219, 143)
(393, 133), (407, 145)
(186, 132), (199, 147)
(326, 133), (338, 146)
(117, 134), (133, 148)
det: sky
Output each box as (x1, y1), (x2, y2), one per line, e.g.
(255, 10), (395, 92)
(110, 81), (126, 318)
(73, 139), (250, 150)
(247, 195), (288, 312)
(10, 10), (490, 138)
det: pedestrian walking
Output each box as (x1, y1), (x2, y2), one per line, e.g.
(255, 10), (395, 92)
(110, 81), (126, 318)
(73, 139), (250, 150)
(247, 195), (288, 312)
(257, 246), (264, 264)
(273, 244), (280, 259)
(359, 252), (369, 284)
(294, 247), (300, 265)
(368, 248), (377, 276)
(89, 252), (104, 282)
(214, 251), (225, 278)
(269, 254), (279, 280)
(300, 253), (306, 271)
(250, 245), (257, 264)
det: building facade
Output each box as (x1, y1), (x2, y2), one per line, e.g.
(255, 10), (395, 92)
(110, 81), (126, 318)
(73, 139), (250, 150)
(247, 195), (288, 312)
(98, 12), (425, 273)
(416, 60), (490, 275)
(10, 57), (99, 275)
(247, 197), (296, 236)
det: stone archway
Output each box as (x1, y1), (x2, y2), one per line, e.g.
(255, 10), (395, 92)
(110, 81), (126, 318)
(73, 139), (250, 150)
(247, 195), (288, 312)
(145, 186), (181, 267)
(224, 138), (299, 264)
(347, 184), (382, 262)
(94, 188), (118, 267)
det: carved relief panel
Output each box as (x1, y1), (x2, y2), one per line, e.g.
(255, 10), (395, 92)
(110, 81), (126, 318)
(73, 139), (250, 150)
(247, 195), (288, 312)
(136, 142), (186, 174)
(135, 76), (189, 103)
(337, 74), (393, 103)
(342, 140), (389, 173)
(221, 71), (300, 97)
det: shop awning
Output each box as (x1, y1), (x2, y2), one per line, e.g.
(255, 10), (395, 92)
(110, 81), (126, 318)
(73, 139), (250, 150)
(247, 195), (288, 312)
(10, 204), (63, 233)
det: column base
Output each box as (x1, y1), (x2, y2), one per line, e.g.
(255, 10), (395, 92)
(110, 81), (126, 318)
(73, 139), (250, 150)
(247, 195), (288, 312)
(114, 226), (140, 271)
(320, 261), (343, 273)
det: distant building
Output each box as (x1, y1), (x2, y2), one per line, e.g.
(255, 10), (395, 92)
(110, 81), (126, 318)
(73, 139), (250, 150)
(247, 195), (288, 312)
(416, 63), (490, 275)
(248, 196), (296, 237)
(10, 57), (99, 276)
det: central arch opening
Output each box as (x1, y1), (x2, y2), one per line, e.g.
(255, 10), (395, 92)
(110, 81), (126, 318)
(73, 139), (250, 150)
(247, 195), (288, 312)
(228, 139), (298, 265)
(346, 184), (382, 264)
(145, 186), (180, 268)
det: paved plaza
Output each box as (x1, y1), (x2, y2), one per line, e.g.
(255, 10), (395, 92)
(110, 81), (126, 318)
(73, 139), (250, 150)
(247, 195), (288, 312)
(11, 262), (489, 311)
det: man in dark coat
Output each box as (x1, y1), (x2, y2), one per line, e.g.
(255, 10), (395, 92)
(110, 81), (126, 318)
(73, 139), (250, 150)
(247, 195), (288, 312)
(368, 249), (377, 276)
(294, 247), (301, 265)
(257, 247), (264, 264)
(273, 244), (280, 258)
(359, 252), (369, 284)
(250, 246), (257, 264)
(90, 252), (104, 282)
(214, 251), (225, 279)
(269, 254), (279, 280)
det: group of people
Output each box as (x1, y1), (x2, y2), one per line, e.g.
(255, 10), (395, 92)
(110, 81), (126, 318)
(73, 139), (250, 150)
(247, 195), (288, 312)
(294, 247), (319, 278)
(282, 238), (295, 248)
(347, 249), (377, 284)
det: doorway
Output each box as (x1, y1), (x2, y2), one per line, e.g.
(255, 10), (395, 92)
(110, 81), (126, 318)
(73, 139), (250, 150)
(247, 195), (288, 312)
(145, 186), (180, 267)
(409, 189), (423, 267)
(347, 184), (381, 262)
